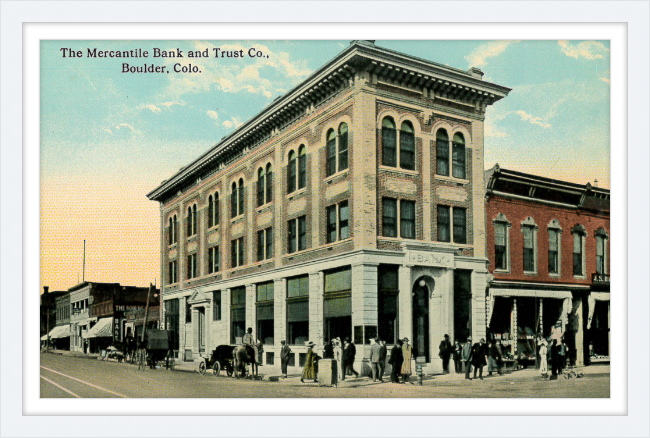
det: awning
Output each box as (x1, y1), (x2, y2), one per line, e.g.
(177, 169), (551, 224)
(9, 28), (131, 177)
(587, 292), (610, 329)
(48, 325), (72, 339)
(487, 288), (572, 329)
(85, 317), (113, 338)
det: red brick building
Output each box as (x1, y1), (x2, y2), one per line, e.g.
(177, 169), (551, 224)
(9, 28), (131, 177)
(485, 165), (610, 366)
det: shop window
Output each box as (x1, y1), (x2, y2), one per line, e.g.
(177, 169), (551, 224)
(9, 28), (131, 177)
(256, 282), (274, 345)
(437, 205), (451, 242)
(595, 227), (609, 275)
(453, 207), (467, 244)
(572, 224), (586, 277)
(208, 246), (220, 274)
(436, 129), (449, 176)
(287, 275), (309, 345)
(453, 270), (472, 343)
(493, 213), (511, 271)
(230, 287), (246, 344)
(324, 267), (352, 342)
(165, 299), (180, 350)
(382, 198), (397, 237)
(212, 291), (221, 321)
(381, 117), (397, 167)
(521, 217), (538, 273)
(208, 193), (219, 228)
(399, 121), (415, 170)
(231, 237), (245, 268)
(452, 133), (466, 179)
(400, 200), (416, 239)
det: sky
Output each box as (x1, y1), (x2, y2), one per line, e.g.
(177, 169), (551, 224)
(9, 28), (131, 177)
(40, 39), (611, 292)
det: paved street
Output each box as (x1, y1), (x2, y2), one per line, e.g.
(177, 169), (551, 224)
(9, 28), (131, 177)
(40, 352), (610, 398)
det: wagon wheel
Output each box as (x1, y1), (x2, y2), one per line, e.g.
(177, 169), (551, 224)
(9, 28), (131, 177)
(226, 362), (234, 377)
(198, 360), (207, 375)
(213, 361), (221, 376)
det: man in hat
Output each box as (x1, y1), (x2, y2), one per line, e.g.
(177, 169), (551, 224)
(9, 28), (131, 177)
(401, 337), (413, 384)
(439, 334), (453, 374)
(378, 339), (388, 381)
(389, 339), (404, 383)
(280, 340), (291, 378)
(242, 327), (257, 374)
(471, 338), (488, 380)
(370, 337), (383, 382)
(462, 336), (473, 380)
(342, 337), (358, 380)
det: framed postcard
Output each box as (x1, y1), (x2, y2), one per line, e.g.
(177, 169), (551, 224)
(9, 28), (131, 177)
(1, 2), (648, 437)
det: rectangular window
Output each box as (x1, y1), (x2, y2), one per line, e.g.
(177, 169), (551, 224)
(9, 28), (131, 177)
(437, 205), (451, 242)
(288, 219), (297, 253)
(187, 254), (197, 279)
(168, 260), (178, 284)
(256, 281), (274, 302)
(338, 130), (348, 172)
(208, 246), (220, 274)
(238, 237), (244, 267)
(596, 236), (605, 274)
(382, 128), (397, 167)
(287, 275), (309, 346)
(288, 158), (297, 193)
(256, 283), (274, 345)
(298, 154), (307, 189)
(573, 233), (584, 276)
(257, 176), (265, 207)
(453, 207), (467, 244)
(231, 238), (245, 268)
(399, 130), (415, 170)
(212, 291), (221, 321)
(266, 170), (273, 203)
(238, 185), (245, 216)
(339, 201), (349, 240)
(452, 142), (466, 179)
(265, 227), (273, 259)
(287, 275), (309, 298)
(548, 230), (559, 274)
(186, 300), (192, 323)
(231, 189), (237, 218)
(257, 230), (265, 262)
(298, 216), (307, 251)
(400, 200), (416, 239)
(436, 140), (449, 176)
(495, 223), (507, 270)
(523, 226), (535, 272)
(326, 205), (337, 243)
(378, 265), (399, 344)
(382, 198), (397, 237)
(230, 287), (246, 344)
(326, 137), (337, 177)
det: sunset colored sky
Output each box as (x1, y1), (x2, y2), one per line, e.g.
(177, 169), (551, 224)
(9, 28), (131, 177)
(40, 39), (610, 292)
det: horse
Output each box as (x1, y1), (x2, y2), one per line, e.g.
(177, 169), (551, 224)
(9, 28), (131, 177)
(232, 345), (256, 378)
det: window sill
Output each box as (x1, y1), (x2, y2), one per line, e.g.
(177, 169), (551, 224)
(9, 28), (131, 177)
(207, 225), (220, 233)
(523, 271), (538, 276)
(378, 165), (419, 176)
(230, 215), (245, 224)
(187, 235), (198, 242)
(434, 175), (470, 185)
(168, 243), (178, 249)
(286, 188), (307, 200)
(256, 203), (274, 213)
(324, 169), (349, 183)
(549, 273), (561, 278)
(573, 275), (587, 280)
(494, 269), (511, 274)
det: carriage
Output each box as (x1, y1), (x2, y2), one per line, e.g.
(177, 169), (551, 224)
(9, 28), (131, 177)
(137, 329), (175, 371)
(198, 344), (236, 376)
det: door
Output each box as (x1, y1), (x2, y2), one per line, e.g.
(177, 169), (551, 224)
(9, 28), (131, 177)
(198, 308), (205, 354)
(412, 282), (430, 362)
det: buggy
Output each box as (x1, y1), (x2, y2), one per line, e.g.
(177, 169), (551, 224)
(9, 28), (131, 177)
(137, 329), (175, 371)
(198, 344), (236, 376)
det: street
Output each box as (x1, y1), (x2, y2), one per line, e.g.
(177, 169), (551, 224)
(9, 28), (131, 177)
(40, 353), (610, 398)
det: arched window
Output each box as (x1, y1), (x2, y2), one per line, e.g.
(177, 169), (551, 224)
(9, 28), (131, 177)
(208, 195), (214, 228)
(238, 178), (245, 216)
(298, 146), (306, 189)
(452, 132), (466, 179)
(326, 129), (337, 177)
(187, 205), (197, 236)
(400, 121), (415, 170)
(265, 163), (273, 203)
(192, 204), (197, 236)
(231, 182), (238, 218)
(257, 167), (266, 207)
(287, 150), (297, 193)
(208, 193), (219, 227)
(436, 129), (449, 176)
(338, 123), (348, 172)
(382, 117), (397, 167)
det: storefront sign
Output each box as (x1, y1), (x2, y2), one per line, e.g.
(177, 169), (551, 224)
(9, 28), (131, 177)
(592, 273), (610, 285)
(115, 304), (146, 312)
(407, 250), (453, 268)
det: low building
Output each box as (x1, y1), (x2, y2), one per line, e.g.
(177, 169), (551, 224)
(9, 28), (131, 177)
(40, 286), (67, 346)
(48, 292), (71, 350)
(484, 165), (610, 366)
(68, 282), (95, 352)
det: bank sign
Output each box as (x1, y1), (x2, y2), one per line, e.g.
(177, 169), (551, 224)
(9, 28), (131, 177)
(407, 250), (454, 268)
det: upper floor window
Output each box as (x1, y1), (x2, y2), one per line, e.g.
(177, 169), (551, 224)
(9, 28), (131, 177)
(187, 204), (197, 237)
(572, 224), (586, 277)
(437, 205), (467, 244)
(548, 219), (562, 275)
(257, 164), (273, 206)
(493, 213), (511, 271)
(208, 246), (220, 274)
(437, 205), (451, 242)
(382, 198), (397, 238)
(288, 215), (307, 253)
(168, 260), (178, 284)
(231, 179), (245, 218)
(399, 121), (415, 170)
(453, 207), (467, 244)
(452, 133), (466, 179)
(521, 217), (538, 273)
(288, 147), (306, 194)
(257, 227), (273, 261)
(381, 117), (397, 167)
(231, 237), (245, 268)
(187, 253), (197, 279)
(400, 200), (416, 239)
(208, 193), (219, 228)
(436, 129), (450, 176)
(265, 163), (273, 203)
(168, 214), (178, 244)
(213, 291), (222, 321)
(595, 227), (609, 275)
(326, 124), (349, 177)
(326, 200), (349, 244)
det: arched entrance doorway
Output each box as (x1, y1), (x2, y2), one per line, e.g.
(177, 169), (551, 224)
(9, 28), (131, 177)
(412, 278), (431, 362)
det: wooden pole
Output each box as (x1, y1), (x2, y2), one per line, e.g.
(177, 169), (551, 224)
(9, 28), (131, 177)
(82, 240), (86, 282)
(141, 283), (152, 344)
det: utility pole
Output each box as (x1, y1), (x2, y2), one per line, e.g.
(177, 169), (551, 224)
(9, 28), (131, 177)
(82, 240), (86, 282)
(141, 283), (152, 344)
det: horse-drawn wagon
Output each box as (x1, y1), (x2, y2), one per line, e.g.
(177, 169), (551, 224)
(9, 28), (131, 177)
(137, 329), (175, 371)
(198, 344), (236, 376)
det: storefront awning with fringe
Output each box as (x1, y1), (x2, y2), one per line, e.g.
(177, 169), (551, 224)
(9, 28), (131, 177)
(85, 317), (113, 338)
(487, 288), (573, 330)
(46, 324), (72, 339)
(587, 292), (610, 329)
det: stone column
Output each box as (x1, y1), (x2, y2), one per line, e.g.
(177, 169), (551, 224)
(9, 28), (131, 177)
(471, 268), (488, 341)
(351, 262), (378, 376)
(246, 284), (255, 338)
(223, 288), (231, 345)
(308, 271), (324, 346)
(398, 265), (412, 342)
(205, 303), (211, 354)
(574, 296), (584, 366)
(192, 307), (200, 355)
(274, 278), (287, 365)
(179, 296), (187, 356)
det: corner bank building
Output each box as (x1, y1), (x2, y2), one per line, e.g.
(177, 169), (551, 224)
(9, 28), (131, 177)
(147, 41), (511, 374)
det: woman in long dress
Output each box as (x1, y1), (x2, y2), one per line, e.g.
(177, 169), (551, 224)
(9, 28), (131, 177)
(538, 338), (549, 379)
(401, 337), (413, 384)
(332, 337), (343, 381)
(301, 341), (317, 383)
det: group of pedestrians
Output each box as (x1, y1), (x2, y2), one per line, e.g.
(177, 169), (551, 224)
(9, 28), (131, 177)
(458, 336), (504, 380)
(537, 336), (570, 380)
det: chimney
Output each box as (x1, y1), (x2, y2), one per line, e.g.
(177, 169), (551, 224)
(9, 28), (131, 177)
(43, 286), (49, 295)
(593, 179), (599, 188)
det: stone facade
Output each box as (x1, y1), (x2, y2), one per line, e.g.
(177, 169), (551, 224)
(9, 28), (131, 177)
(149, 41), (510, 374)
